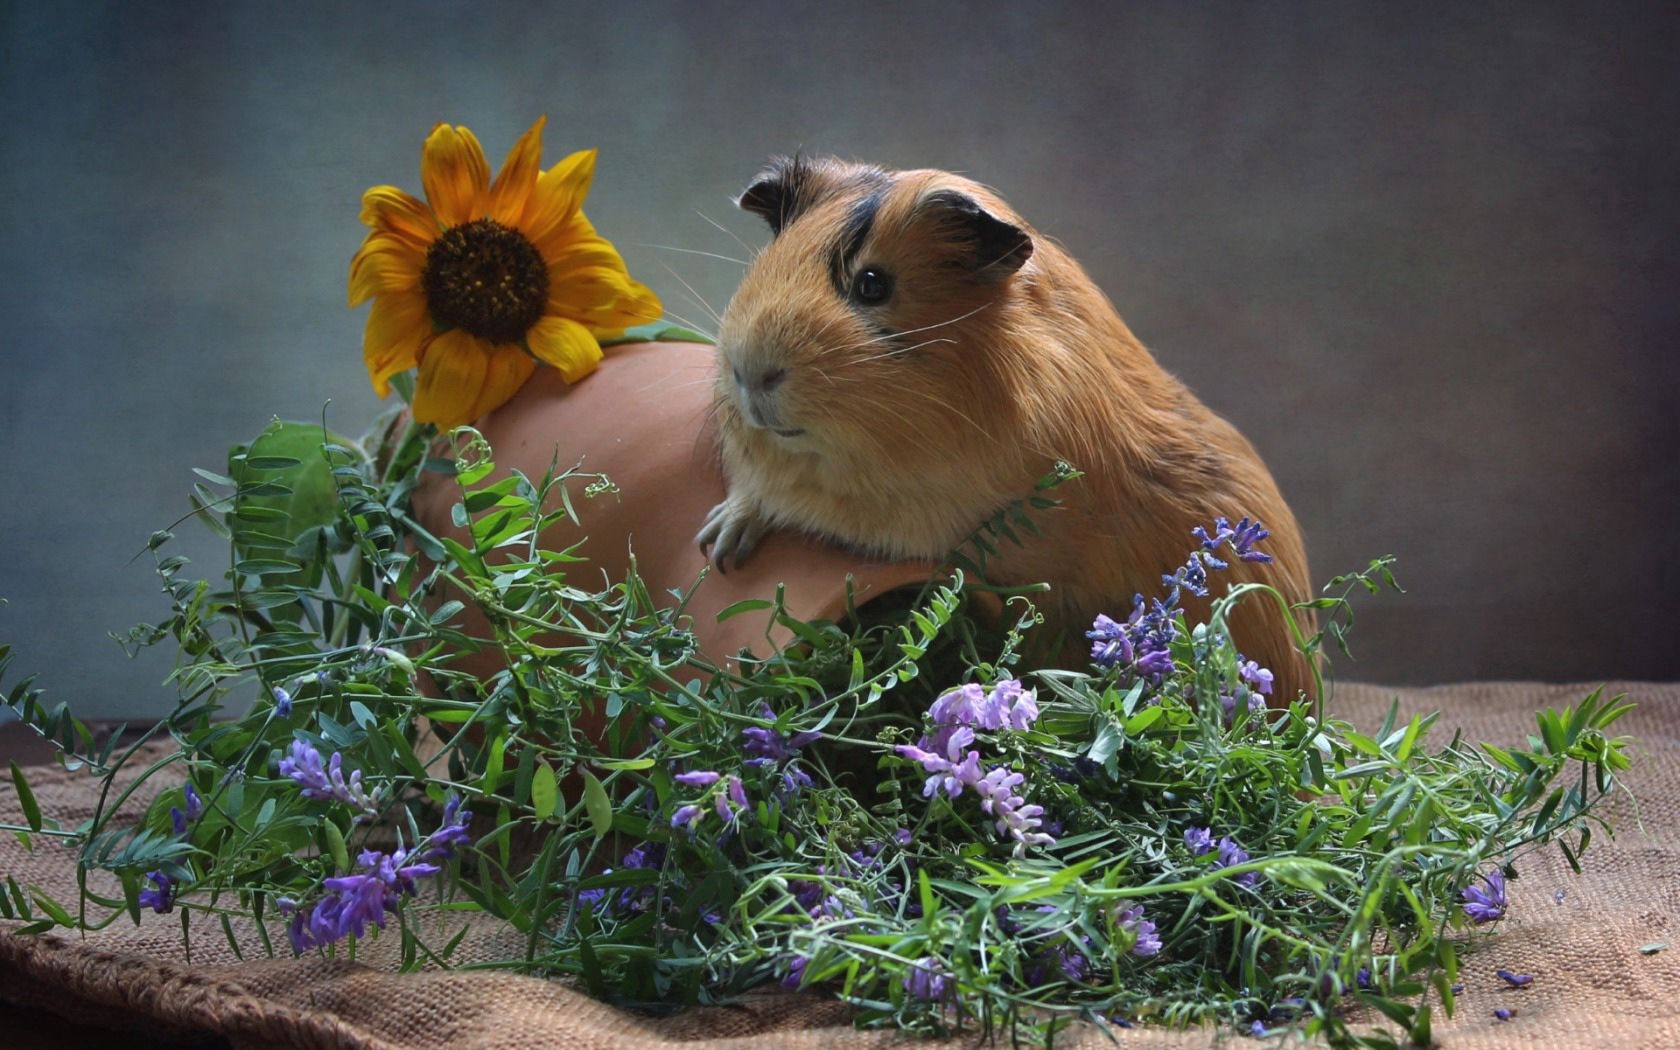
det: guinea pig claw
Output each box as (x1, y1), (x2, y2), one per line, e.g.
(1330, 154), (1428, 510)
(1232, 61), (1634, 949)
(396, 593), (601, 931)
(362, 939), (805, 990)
(696, 500), (765, 574)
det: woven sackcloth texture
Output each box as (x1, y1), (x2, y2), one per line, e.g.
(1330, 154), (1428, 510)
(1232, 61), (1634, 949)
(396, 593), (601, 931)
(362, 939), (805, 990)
(3, 680), (1677, 1049)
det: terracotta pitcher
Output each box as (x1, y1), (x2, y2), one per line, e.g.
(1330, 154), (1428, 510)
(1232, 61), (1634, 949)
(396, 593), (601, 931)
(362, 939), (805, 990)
(408, 341), (937, 682)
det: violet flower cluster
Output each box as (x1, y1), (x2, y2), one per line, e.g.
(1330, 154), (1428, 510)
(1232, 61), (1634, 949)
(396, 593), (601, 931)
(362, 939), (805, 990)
(670, 770), (750, 831)
(283, 794), (471, 954)
(1460, 868), (1508, 924)
(1086, 517), (1274, 682)
(896, 680), (1054, 856)
(1185, 826), (1261, 888)
(278, 739), (378, 815)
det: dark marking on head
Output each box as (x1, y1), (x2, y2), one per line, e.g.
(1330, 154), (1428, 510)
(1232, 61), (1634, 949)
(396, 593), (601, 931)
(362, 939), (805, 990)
(737, 155), (815, 235)
(918, 190), (1034, 277)
(738, 157), (892, 237)
(828, 191), (883, 294)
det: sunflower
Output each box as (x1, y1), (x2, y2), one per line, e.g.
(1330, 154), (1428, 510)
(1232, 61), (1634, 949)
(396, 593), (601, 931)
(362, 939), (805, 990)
(349, 117), (662, 428)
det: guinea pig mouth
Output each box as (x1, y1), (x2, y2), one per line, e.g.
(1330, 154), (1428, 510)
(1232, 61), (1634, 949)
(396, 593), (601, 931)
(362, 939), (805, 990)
(771, 427), (805, 439)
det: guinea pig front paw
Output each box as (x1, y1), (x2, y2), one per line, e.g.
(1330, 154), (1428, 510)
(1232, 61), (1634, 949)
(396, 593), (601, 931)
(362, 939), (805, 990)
(696, 499), (769, 574)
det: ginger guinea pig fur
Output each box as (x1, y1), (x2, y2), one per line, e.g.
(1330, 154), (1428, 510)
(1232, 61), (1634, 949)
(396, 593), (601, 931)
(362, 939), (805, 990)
(696, 156), (1316, 700)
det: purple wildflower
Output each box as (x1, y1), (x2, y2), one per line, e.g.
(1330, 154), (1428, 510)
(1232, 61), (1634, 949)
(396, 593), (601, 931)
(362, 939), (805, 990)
(904, 956), (949, 1001)
(674, 770), (720, 787)
(1493, 1008), (1513, 1021)
(272, 685), (293, 717)
(1249, 1020), (1269, 1037)
(169, 784), (203, 837)
(138, 870), (176, 913)
(1239, 659), (1274, 695)
(893, 827), (913, 847)
(1217, 836), (1261, 888)
(623, 842), (665, 870)
(1496, 969), (1534, 987)
(278, 739), (377, 813)
(782, 955), (809, 990)
(779, 766), (813, 798)
(1117, 905), (1162, 957)
(1192, 516), (1272, 565)
(1184, 826), (1216, 855)
(1087, 614), (1134, 668)
(1461, 868), (1508, 924)
(286, 844), (440, 953)
(423, 793), (472, 861)
(927, 679), (1039, 735)
(741, 703), (820, 766)
(671, 804), (703, 830)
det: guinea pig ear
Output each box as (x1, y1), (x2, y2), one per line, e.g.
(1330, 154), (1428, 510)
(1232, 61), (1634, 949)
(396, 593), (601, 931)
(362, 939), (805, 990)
(736, 155), (819, 235)
(918, 190), (1034, 278)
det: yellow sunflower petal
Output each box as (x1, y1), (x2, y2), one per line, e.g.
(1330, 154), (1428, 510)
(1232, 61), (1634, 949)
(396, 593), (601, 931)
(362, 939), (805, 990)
(412, 331), (536, 429)
(521, 148), (597, 256)
(348, 232), (425, 307)
(421, 124), (490, 228)
(359, 185), (439, 249)
(487, 115), (547, 227)
(525, 315), (603, 383)
(362, 292), (430, 398)
(548, 258), (664, 332)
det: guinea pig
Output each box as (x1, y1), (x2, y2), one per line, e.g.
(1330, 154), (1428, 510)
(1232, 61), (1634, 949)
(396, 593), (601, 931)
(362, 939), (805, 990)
(696, 156), (1317, 700)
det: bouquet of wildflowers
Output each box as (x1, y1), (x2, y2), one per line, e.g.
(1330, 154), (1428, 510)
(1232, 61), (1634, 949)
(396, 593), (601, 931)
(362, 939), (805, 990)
(0, 120), (1634, 1049)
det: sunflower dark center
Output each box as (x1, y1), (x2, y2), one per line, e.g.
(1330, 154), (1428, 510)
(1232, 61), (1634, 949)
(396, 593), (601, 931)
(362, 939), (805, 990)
(421, 219), (548, 344)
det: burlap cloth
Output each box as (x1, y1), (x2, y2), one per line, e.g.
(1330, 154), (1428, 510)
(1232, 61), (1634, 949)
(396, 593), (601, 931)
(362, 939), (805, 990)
(3, 681), (1676, 1049)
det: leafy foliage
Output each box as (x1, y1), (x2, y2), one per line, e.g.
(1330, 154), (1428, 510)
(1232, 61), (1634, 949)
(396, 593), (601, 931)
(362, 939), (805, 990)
(0, 414), (1634, 1050)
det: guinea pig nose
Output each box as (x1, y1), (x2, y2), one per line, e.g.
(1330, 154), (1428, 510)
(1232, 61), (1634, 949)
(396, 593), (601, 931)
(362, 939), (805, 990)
(758, 366), (788, 392)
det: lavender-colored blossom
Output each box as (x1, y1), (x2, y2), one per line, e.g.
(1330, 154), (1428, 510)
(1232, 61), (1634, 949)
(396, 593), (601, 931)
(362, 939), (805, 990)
(782, 955), (809, 990)
(674, 770), (720, 787)
(671, 804), (703, 830)
(1239, 659), (1274, 695)
(1087, 596), (1179, 681)
(1460, 868), (1508, 924)
(893, 827), (913, 847)
(286, 843), (443, 953)
(1184, 826), (1216, 856)
(741, 703), (821, 766)
(927, 679), (1040, 734)
(138, 870), (175, 914)
(1493, 1008), (1514, 1021)
(278, 739), (377, 813)
(1087, 613), (1134, 668)
(422, 793), (472, 861)
(1249, 1020), (1269, 1037)
(1221, 689), (1268, 725)
(623, 842), (665, 870)
(1117, 905), (1162, 957)
(904, 956), (949, 1001)
(1192, 516), (1273, 565)
(1217, 836), (1261, 888)
(272, 685), (294, 717)
(779, 766), (813, 798)
(1496, 968), (1534, 987)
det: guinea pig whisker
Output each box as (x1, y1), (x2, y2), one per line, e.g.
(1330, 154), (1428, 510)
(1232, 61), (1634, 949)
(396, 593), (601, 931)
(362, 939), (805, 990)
(657, 259), (724, 325)
(820, 302), (992, 356)
(850, 337), (957, 365)
(653, 305), (720, 342)
(695, 208), (759, 261)
(640, 243), (748, 267)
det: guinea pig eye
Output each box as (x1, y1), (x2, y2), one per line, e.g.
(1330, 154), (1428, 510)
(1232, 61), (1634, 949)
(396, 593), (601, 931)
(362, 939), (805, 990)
(850, 267), (893, 306)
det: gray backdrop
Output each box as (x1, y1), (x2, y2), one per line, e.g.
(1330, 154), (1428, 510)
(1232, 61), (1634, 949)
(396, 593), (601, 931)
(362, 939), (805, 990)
(2, 1), (1676, 719)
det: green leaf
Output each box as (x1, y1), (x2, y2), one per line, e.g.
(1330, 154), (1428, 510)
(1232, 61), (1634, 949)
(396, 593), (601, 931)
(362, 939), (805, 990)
(323, 819), (350, 873)
(532, 760), (559, 821)
(716, 598), (774, 623)
(582, 771), (612, 837)
(9, 762), (41, 832)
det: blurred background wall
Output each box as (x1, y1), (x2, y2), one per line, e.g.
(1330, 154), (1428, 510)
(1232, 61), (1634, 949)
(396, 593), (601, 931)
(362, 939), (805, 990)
(1, 1), (1676, 719)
